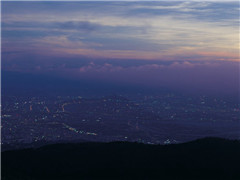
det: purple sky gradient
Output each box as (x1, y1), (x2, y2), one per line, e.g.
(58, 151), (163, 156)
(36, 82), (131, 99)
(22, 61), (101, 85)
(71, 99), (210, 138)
(2, 1), (239, 96)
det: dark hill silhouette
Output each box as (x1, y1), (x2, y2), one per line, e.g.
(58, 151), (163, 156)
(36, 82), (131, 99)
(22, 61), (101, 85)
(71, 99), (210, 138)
(2, 137), (240, 180)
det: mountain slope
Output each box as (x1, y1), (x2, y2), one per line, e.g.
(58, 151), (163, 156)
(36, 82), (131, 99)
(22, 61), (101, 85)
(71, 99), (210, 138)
(2, 137), (240, 180)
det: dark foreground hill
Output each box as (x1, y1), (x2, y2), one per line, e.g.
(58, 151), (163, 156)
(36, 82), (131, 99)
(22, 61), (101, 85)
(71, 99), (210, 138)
(2, 137), (240, 180)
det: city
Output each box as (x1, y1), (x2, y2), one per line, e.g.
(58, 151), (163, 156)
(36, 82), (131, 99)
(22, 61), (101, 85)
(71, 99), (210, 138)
(2, 1), (239, 179)
(2, 93), (239, 150)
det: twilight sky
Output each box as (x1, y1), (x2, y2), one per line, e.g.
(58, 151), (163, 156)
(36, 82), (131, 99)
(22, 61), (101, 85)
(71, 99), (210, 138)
(2, 1), (239, 95)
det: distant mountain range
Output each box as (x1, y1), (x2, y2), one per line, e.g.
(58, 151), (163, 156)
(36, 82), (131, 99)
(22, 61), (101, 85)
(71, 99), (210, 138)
(2, 137), (240, 180)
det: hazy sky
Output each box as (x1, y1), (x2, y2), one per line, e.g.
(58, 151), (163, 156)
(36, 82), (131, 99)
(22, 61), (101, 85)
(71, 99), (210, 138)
(2, 1), (239, 95)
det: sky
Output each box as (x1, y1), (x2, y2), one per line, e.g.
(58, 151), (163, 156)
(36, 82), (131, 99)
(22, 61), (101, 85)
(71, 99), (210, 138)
(1, 1), (239, 96)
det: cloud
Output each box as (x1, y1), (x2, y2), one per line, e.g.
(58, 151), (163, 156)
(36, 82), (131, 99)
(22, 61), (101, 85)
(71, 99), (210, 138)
(53, 60), (239, 96)
(54, 21), (101, 32)
(2, 1), (238, 61)
(2, 1), (239, 96)
(74, 60), (222, 74)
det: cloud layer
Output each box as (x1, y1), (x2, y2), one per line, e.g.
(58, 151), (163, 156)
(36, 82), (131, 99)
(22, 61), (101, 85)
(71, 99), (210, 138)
(2, 1), (239, 95)
(2, 1), (239, 61)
